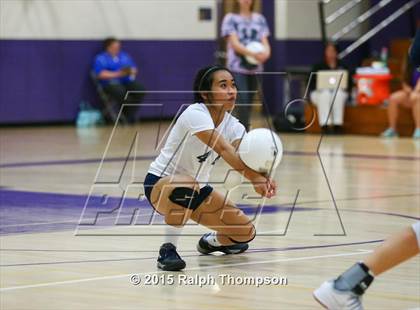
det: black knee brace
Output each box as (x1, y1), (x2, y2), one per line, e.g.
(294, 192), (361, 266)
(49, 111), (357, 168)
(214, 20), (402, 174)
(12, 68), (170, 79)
(169, 187), (201, 211)
(228, 225), (256, 244)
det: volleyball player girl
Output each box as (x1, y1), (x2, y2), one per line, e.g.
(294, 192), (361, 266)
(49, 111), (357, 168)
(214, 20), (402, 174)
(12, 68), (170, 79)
(143, 66), (276, 271)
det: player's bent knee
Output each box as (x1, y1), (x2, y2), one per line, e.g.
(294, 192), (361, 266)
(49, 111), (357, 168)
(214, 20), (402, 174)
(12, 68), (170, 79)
(390, 92), (406, 103)
(228, 224), (256, 244)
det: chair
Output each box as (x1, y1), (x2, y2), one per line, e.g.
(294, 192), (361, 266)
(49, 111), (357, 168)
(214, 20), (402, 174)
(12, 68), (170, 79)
(90, 71), (128, 124)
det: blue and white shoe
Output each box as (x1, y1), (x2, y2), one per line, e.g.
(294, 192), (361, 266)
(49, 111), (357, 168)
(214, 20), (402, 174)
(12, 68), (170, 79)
(381, 128), (398, 138)
(313, 280), (363, 310)
(413, 128), (420, 139)
(197, 233), (249, 255)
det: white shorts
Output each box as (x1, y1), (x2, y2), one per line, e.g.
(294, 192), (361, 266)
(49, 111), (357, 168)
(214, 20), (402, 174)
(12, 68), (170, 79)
(412, 222), (420, 249)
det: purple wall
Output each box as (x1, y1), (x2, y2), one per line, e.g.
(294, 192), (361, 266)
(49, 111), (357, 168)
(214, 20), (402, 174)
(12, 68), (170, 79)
(369, 0), (419, 53)
(0, 38), (365, 123)
(0, 40), (216, 124)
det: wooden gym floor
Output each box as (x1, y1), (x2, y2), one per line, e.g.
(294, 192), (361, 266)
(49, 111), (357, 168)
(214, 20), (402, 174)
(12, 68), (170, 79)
(0, 122), (419, 309)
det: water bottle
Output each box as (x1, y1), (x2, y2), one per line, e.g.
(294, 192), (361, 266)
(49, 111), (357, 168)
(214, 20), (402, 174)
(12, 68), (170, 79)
(380, 47), (388, 67)
(76, 101), (91, 127)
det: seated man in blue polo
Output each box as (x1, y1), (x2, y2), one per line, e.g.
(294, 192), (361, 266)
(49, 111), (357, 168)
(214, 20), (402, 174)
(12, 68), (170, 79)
(93, 37), (145, 123)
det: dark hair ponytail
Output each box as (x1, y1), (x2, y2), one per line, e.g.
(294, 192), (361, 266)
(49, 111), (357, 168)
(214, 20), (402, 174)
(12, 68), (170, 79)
(193, 65), (233, 103)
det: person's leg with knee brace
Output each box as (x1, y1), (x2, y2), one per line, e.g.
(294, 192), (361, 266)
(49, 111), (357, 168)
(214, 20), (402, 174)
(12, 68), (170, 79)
(314, 222), (420, 309)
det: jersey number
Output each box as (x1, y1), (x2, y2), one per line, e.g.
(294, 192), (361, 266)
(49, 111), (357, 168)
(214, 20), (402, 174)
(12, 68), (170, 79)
(197, 151), (211, 163)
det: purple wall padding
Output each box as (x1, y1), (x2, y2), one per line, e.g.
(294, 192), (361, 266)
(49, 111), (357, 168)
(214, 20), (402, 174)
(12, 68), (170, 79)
(0, 40), (216, 124)
(369, 0), (419, 53)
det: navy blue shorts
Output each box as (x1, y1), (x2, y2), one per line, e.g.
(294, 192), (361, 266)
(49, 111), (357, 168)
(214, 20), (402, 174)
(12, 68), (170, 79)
(143, 173), (214, 212)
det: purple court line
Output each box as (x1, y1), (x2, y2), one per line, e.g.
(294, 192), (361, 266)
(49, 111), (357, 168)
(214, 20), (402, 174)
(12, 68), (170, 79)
(315, 152), (420, 161)
(0, 239), (383, 267)
(339, 208), (420, 221)
(0, 249), (172, 253)
(300, 193), (420, 206)
(1, 189), (418, 236)
(1, 151), (419, 169)
(1, 188), (318, 235)
(0, 156), (156, 169)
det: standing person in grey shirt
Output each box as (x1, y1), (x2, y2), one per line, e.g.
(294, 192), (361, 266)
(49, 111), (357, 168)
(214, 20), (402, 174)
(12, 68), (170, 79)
(221, 0), (271, 130)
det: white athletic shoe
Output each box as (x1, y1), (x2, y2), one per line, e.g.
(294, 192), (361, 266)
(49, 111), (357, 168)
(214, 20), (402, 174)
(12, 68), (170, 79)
(313, 280), (363, 310)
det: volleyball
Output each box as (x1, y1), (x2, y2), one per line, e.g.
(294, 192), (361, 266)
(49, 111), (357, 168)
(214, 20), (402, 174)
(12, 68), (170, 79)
(245, 41), (266, 65)
(238, 128), (283, 174)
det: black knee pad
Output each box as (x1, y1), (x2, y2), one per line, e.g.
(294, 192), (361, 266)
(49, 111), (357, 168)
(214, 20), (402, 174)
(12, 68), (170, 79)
(169, 187), (201, 211)
(228, 225), (256, 244)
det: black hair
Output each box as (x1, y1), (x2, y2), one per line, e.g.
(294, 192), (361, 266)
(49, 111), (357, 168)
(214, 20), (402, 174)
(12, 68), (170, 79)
(103, 37), (119, 50)
(193, 65), (234, 103)
(325, 41), (340, 54)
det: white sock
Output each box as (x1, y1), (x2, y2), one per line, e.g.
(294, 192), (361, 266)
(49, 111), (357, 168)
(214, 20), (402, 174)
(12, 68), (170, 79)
(165, 225), (182, 246)
(205, 232), (222, 247)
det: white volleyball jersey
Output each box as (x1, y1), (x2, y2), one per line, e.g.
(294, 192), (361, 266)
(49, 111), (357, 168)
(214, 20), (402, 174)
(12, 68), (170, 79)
(148, 103), (246, 187)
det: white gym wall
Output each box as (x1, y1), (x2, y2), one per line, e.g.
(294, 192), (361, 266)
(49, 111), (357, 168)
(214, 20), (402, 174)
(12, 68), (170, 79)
(275, 0), (370, 40)
(0, 0), (217, 40)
